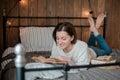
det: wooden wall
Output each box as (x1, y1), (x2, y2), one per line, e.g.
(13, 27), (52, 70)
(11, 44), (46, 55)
(105, 0), (120, 49)
(0, 0), (120, 56)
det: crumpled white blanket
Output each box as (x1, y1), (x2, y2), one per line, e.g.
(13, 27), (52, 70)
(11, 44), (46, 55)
(25, 62), (64, 80)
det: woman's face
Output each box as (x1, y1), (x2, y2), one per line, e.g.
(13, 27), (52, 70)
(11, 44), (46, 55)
(56, 31), (74, 50)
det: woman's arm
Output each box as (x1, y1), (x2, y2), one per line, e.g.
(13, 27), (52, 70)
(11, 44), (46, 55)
(56, 56), (75, 65)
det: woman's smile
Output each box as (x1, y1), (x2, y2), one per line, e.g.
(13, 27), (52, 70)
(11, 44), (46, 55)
(56, 31), (74, 52)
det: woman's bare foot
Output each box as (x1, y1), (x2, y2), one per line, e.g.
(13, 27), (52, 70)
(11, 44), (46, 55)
(88, 16), (95, 32)
(88, 16), (99, 36)
(96, 13), (106, 29)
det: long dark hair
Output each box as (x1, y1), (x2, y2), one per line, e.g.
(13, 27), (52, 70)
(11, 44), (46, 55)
(53, 22), (77, 44)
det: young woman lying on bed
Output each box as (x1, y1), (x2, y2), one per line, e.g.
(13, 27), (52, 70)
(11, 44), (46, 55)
(32, 13), (112, 67)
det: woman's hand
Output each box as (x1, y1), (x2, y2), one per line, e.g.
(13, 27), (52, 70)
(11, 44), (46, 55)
(32, 56), (57, 63)
(32, 56), (75, 65)
(32, 56), (46, 62)
(56, 56), (75, 65)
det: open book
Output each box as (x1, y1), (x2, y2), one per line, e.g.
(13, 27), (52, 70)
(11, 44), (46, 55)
(91, 56), (120, 69)
(91, 55), (116, 64)
(32, 56), (66, 64)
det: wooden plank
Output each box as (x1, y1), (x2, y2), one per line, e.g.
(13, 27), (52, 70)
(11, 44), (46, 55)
(20, 0), (28, 26)
(97, 0), (105, 14)
(81, 28), (89, 42)
(81, 0), (90, 41)
(55, 0), (65, 22)
(46, 0), (56, 25)
(6, 28), (19, 47)
(28, 0), (38, 26)
(73, 0), (82, 40)
(38, 0), (47, 25)
(64, 0), (73, 23)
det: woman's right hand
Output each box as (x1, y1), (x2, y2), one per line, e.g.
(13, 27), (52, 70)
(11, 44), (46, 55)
(56, 56), (70, 62)
(56, 56), (75, 65)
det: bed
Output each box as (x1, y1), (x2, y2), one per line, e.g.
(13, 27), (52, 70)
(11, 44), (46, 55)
(1, 11), (120, 80)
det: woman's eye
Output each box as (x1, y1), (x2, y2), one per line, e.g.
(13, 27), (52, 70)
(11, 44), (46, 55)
(62, 38), (67, 40)
(56, 38), (59, 40)
(56, 37), (67, 41)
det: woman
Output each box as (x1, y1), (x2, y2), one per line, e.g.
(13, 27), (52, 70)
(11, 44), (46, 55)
(32, 13), (112, 67)
(51, 22), (90, 66)
(50, 13), (112, 66)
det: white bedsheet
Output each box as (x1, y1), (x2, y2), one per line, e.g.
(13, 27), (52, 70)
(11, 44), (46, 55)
(25, 62), (64, 79)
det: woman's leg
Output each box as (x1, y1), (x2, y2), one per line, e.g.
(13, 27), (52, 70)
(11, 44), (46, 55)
(87, 32), (96, 47)
(88, 34), (112, 56)
(96, 13), (106, 29)
(89, 46), (106, 56)
(95, 13), (112, 56)
(88, 16), (96, 47)
(95, 34), (112, 55)
(88, 13), (112, 56)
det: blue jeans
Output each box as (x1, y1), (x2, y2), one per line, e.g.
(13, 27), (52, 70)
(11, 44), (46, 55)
(87, 32), (112, 56)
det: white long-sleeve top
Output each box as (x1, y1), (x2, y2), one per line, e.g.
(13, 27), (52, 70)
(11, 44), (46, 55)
(51, 40), (96, 66)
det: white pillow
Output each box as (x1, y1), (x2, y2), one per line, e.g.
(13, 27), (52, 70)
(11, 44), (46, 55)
(20, 27), (55, 51)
